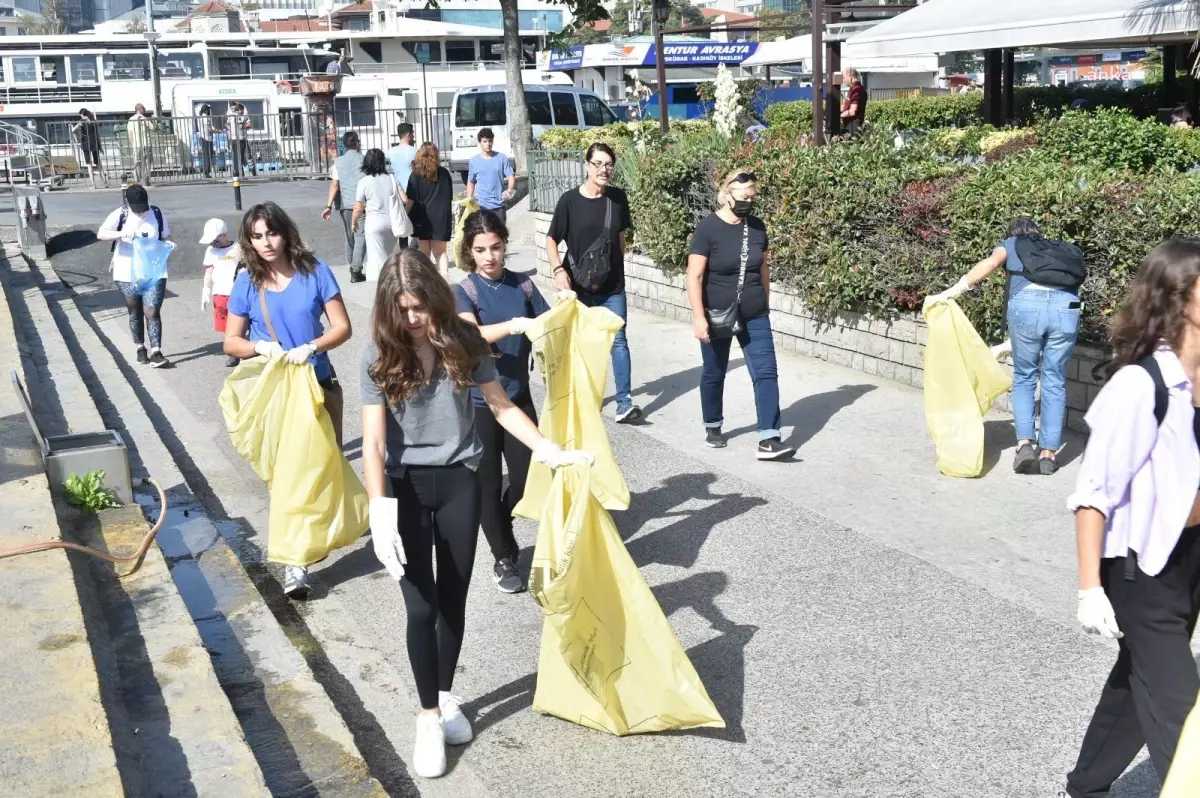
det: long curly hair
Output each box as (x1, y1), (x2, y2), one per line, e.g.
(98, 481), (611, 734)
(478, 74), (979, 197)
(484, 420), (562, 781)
(412, 142), (440, 183)
(237, 202), (320, 286)
(1101, 237), (1200, 381)
(369, 249), (491, 404)
(457, 209), (509, 272)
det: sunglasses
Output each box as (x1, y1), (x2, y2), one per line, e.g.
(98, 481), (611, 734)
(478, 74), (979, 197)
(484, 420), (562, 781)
(728, 171), (757, 186)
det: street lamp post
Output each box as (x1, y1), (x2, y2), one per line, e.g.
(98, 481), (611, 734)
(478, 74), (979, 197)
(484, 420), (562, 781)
(652, 0), (671, 134)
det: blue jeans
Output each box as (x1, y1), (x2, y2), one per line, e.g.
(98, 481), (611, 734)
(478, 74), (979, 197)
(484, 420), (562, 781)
(699, 314), (781, 441)
(577, 288), (633, 413)
(1008, 288), (1079, 452)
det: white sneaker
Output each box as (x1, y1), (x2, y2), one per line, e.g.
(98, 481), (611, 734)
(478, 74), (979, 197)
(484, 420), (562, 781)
(283, 565), (311, 599)
(439, 692), (473, 745)
(412, 712), (447, 778)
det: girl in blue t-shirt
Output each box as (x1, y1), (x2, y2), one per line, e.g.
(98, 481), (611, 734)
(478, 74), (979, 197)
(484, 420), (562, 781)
(451, 210), (564, 594)
(223, 201), (353, 599)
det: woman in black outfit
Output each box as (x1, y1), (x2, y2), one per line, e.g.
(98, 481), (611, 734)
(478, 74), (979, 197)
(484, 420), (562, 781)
(72, 108), (107, 189)
(403, 142), (454, 274)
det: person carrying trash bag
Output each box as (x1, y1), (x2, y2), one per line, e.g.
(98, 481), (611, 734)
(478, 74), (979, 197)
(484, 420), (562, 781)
(929, 217), (1085, 475)
(360, 249), (592, 780)
(1058, 239), (1200, 798)
(222, 201), (354, 599)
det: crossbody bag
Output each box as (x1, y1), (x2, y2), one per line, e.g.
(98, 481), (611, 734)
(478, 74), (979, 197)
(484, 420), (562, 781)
(704, 220), (750, 339)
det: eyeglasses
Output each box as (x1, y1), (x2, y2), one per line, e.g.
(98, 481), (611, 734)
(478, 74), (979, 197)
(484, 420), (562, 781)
(728, 171), (757, 186)
(588, 160), (616, 172)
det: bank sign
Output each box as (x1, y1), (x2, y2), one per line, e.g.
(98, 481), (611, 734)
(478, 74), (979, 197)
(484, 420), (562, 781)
(546, 41), (758, 70)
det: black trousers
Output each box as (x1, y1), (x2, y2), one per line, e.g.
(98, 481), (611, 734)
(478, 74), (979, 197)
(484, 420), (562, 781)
(1066, 526), (1200, 798)
(474, 393), (535, 564)
(390, 464), (481, 709)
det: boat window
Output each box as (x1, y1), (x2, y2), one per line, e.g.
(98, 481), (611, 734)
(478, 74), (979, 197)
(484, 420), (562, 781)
(445, 40), (476, 64)
(455, 91), (505, 127)
(158, 52), (204, 79)
(335, 96), (377, 128)
(249, 58), (291, 78)
(12, 57), (38, 83)
(70, 55), (99, 84)
(402, 41), (442, 64)
(103, 53), (150, 82)
(279, 109), (303, 137)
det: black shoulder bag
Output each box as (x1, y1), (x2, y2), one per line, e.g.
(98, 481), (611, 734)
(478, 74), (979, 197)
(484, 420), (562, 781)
(704, 220), (749, 339)
(568, 197), (614, 293)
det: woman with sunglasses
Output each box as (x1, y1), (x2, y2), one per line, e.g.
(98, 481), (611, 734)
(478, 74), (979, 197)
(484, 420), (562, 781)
(686, 169), (794, 461)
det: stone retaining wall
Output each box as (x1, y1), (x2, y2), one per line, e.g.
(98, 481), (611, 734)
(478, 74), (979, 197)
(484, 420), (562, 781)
(534, 211), (1105, 433)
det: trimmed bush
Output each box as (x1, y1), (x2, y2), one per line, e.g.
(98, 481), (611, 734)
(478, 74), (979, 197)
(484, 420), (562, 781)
(764, 100), (813, 128)
(1036, 108), (1186, 172)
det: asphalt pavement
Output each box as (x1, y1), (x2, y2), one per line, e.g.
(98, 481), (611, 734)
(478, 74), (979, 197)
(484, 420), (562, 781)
(45, 192), (1180, 797)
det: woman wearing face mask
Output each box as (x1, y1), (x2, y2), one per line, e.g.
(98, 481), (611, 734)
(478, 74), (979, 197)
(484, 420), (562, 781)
(686, 170), (794, 461)
(451, 209), (560, 595)
(361, 249), (591, 778)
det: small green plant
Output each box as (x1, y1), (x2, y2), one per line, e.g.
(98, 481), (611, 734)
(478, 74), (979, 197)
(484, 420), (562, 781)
(64, 470), (120, 513)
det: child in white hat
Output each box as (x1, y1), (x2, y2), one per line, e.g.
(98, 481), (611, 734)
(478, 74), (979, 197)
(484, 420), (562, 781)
(199, 218), (241, 367)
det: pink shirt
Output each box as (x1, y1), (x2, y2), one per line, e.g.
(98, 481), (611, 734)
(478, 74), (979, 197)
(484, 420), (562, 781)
(1068, 348), (1199, 576)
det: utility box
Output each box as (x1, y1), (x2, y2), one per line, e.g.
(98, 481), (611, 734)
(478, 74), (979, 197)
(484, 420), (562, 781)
(11, 371), (133, 505)
(13, 185), (48, 261)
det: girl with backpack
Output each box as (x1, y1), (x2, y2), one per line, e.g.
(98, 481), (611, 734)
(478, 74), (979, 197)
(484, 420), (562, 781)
(451, 210), (558, 594)
(929, 218), (1084, 475)
(361, 248), (591, 778)
(1058, 238), (1200, 798)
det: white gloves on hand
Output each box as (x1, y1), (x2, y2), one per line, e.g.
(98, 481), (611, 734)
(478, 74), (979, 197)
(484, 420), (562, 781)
(369, 497), (406, 581)
(201, 287), (212, 311)
(990, 339), (1013, 361)
(1078, 587), (1123, 639)
(532, 439), (595, 469)
(928, 276), (971, 305)
(508, 317), (532, 335)
(502, 188), (516, 202)
(554, 289), (577, 304)
(285, 344), (314, 365)
(254, 340), (284, 359)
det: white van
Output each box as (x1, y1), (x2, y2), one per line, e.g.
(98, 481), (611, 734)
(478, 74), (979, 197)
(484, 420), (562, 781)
(449, 84), (620, 180)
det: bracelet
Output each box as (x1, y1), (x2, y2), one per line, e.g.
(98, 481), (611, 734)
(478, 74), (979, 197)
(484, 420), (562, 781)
(553, 266), (566, 274)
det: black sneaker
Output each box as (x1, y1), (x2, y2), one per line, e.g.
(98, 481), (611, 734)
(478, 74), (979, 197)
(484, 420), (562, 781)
(1013, 443), (1038, 474)
(225, 355), (240, 368)
(349, 268), (366, 284)
(756, 438), (796, 461)
(136, 347), (148, 365)
(148, 350), (170, 368)
(615, 405), (642, 424)
(1039, 456), (1059, 476)
(705, 428), (727, 448)
(492, 558), (525, 594)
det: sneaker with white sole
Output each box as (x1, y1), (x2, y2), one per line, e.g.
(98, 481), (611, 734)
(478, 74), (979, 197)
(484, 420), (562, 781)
(705, 427), (726, 448)
(493, 558), (525, 593)
(615, 405), (642, 424)
(283, 565), (311, 599)
(756, 438), (796, 461)
(438, 692), (473, 745)
(148, 349), (170, 368)
(413, 713), (447, 778)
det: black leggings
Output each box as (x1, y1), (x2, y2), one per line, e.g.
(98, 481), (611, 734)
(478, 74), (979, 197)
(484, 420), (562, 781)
(474, 394), (536, 564)
(391, 464), (481, 709)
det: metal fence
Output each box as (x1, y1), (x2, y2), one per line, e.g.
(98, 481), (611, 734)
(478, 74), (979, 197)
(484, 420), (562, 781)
(528, 148), (587, 213)
(31, 107), (452, 189)
(867, 87), (953, 101)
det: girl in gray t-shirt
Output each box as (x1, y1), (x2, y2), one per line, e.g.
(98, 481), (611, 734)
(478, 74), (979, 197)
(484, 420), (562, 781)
(359, 249), (591, 780)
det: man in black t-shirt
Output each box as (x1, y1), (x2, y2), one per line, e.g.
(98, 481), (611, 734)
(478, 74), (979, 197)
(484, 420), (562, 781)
(546, 143), (642, 423)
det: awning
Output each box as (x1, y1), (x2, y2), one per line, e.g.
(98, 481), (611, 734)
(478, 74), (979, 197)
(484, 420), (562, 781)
(844, 0), (1198, 59)
(739, 35), (812, 69)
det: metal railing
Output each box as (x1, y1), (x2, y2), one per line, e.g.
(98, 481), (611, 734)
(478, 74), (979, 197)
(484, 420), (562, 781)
(0, 120), (60, 188)
(528, 148), (586, 213)
(40, 107), (453, 188)
(355, 60), (507, 74)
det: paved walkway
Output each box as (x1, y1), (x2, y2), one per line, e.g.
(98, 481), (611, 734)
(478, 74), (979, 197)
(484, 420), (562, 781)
(52, 202), (1176, 797)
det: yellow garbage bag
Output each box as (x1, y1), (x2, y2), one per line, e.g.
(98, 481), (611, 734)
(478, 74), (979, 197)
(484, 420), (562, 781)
(451, 196), (480, 267)
(219, 357), (369, 566)
(514, 298), (630, 515)
(1162, 693), (1200, 797)
(528, 463), (725, 735)
(921, 298), (1012, 478)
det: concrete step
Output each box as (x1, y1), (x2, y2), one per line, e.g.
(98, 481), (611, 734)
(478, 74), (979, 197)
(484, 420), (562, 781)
(0, 246), (270, 796)
(20, 251), (390, 795)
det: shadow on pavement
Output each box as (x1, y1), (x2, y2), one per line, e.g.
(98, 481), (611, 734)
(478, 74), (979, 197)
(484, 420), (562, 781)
(724, 383), (877, 449)
(636, 361), (746, 421)
(47, 228), (100, 257)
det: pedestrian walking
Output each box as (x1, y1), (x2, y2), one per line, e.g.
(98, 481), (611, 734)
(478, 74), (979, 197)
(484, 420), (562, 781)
(389, 122), (418, 249)
(930, 218), (1084, 474)
(96, 185), (172, 368)
(198, 218), (241, 367)
(1059, 238), (1200, 798)
(452, 209), (560, 594)
(686, 169), (794, 461)
(127, 103), (154, 185)
(465, 128), (515, 225)
(361, 248), (591, 779)
(72, 108), (107, 189)
(404, 143), (454, 275)
(226, 102), (256, 179)
(223, 201), (353, 598)
(197, 104), (216, 178)
(321, 131), (367, 283)
(546, 142), (642, 423)
(352, 148), (398, 282)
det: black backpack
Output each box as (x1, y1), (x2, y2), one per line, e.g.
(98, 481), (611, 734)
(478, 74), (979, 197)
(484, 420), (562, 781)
(1013, 235), (1086, 291)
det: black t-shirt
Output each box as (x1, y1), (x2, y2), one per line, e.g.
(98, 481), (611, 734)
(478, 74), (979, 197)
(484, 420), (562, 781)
(688, 213), (769, 320)
(547, 186), (634, 296)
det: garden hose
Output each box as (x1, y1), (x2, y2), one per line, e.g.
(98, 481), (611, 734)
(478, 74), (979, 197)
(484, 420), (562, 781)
(0, 479), (168, 577)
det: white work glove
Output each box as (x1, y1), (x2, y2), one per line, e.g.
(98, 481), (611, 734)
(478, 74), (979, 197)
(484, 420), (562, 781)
(507, 317), (533, 335)
(285, 344), (314, 365)
(120, 226), (138, 242)
(990, 339), (1013, 361)
(253, 340), (284, 359)
(502, 188), (516, 202)
(554, 289), (577, 304)
(532, 439), (595, 469)
(928, 276), (971, 305)
(369, 497), (406, 581)
(200, 286), (212, 311)
(1078, 587), (1123, 639)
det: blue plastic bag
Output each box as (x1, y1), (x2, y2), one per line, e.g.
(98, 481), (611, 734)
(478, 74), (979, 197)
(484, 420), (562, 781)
(131, 237), (174, 292)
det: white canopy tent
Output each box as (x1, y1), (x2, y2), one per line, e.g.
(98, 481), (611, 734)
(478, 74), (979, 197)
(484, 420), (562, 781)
(739, 35), (813, 70)
(844, 0), (1199, 59)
